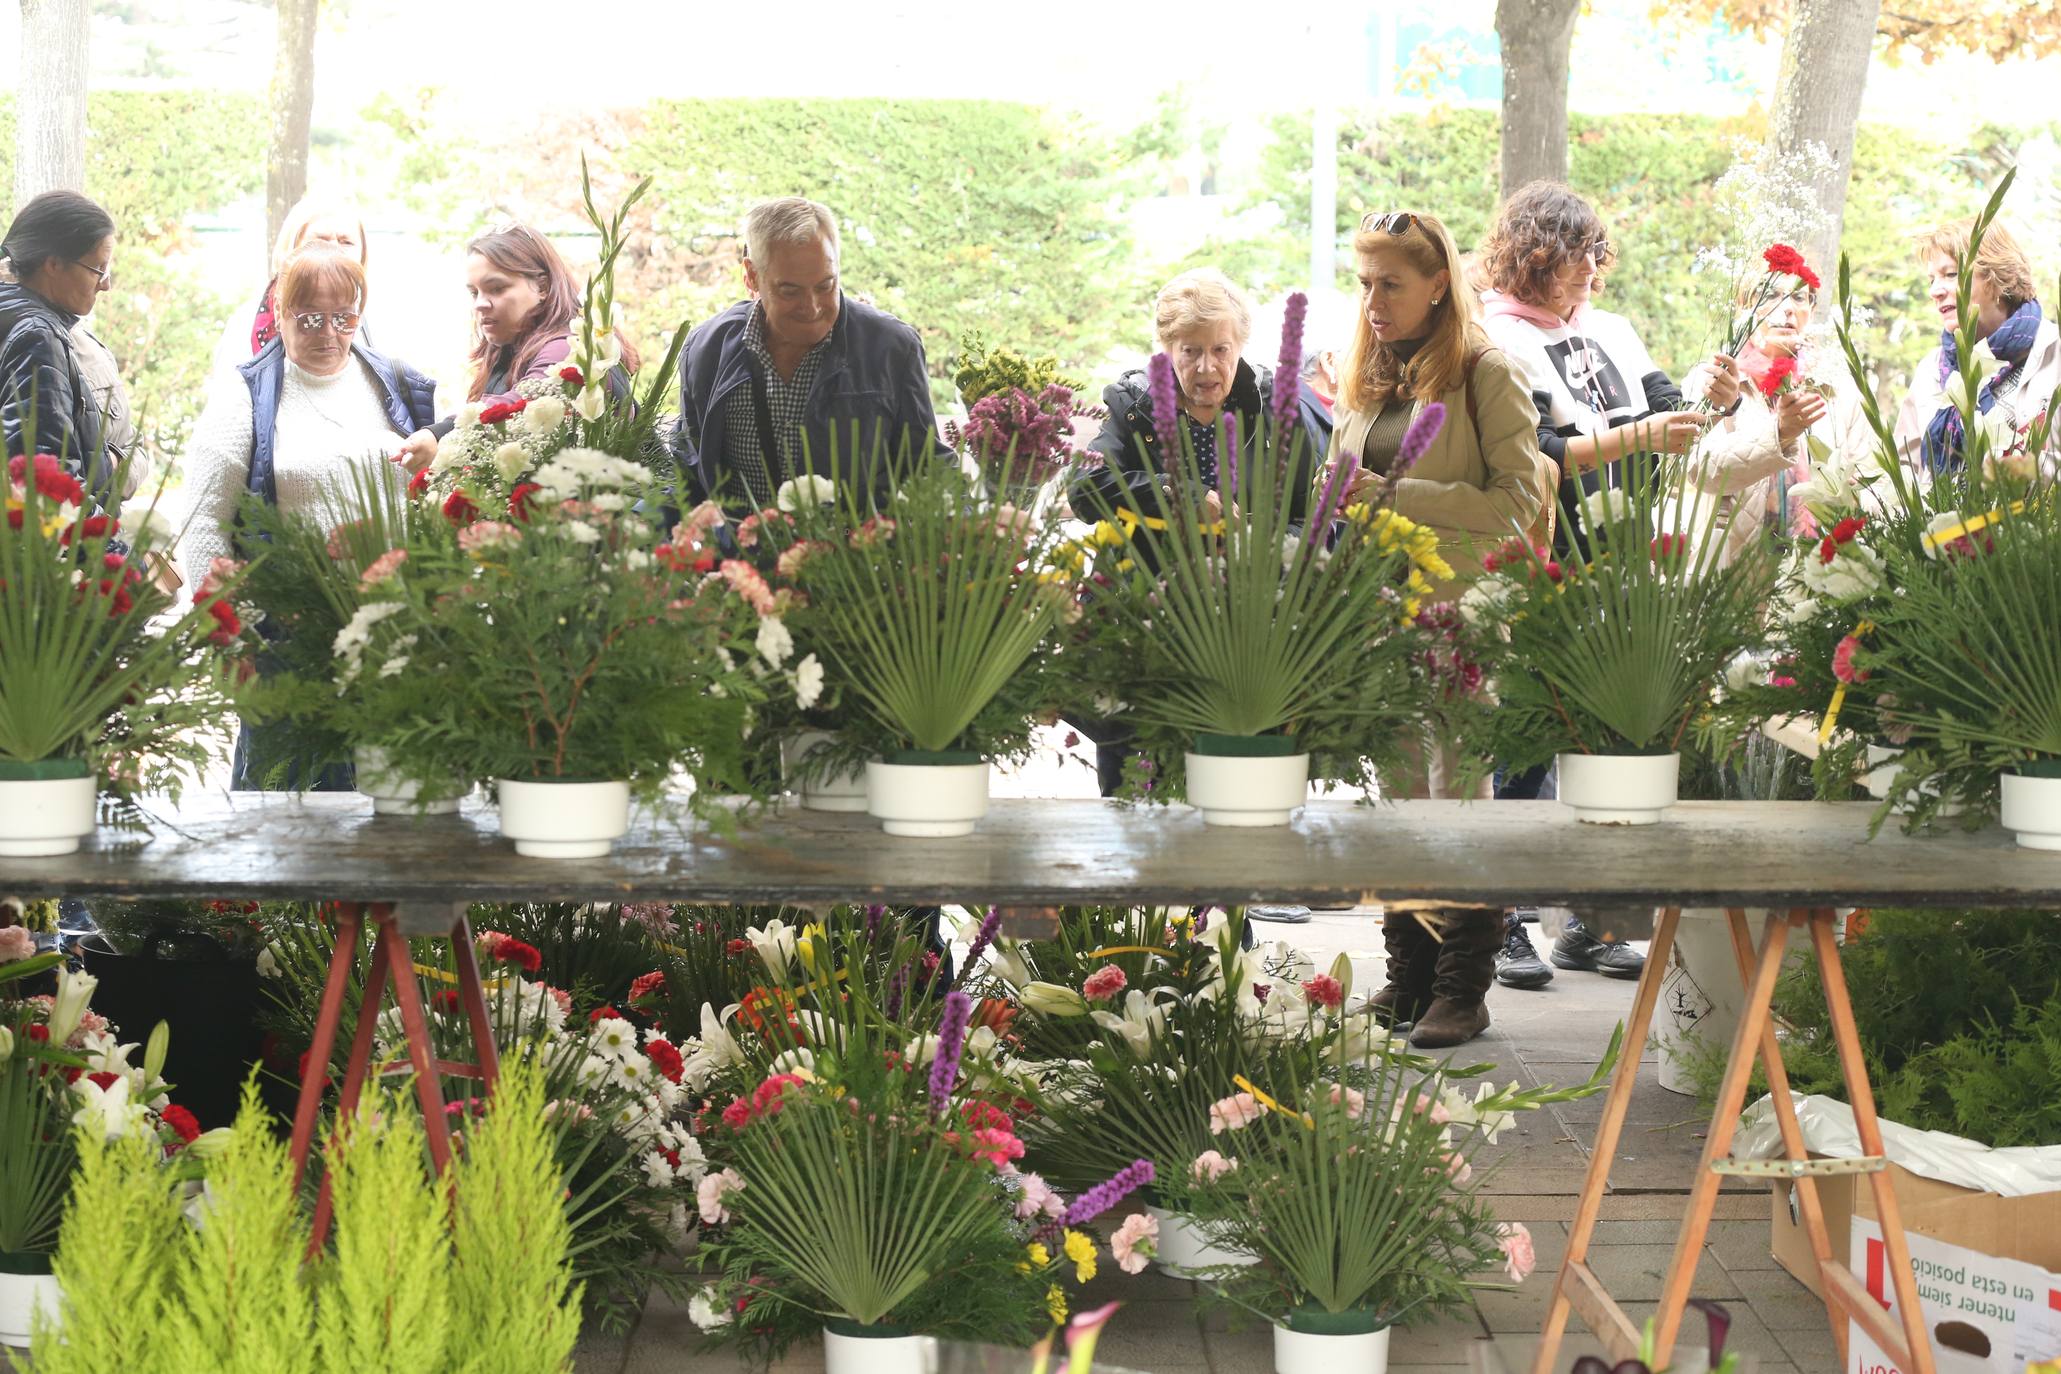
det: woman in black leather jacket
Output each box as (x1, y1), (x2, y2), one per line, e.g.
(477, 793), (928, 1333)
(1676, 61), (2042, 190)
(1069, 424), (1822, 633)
(0, 190), (120, 503)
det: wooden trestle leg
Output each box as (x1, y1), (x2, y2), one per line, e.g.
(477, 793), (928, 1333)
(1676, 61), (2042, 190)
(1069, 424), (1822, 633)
(283, 900), (502, 1257)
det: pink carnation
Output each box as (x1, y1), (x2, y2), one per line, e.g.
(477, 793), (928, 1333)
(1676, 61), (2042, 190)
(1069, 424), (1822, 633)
(1109, 1212), (1159, 1275)
(1832, 633), (1868, 685)
(1081, 964), (1127, 1002)
(1443, 1150), (1473, 1185)
(358, 547), (407, 590)
(776, 540), (826, 579)
(0, 925), (35, 963)
(1208, 1093), (1263, 1135)
(1497, 1221), (1536, 1283)
(1329, 1084), (1366, 1119)
(1301, 974), (1344, 1009)
(969, 1127), (1025, 1168)
(719, 559), (778, 615)
(697, 1167), (746, 1225)
(199, 556), (242, 600)
(1190, 1149), (1239, 1183)
(458, 520), (521, 553)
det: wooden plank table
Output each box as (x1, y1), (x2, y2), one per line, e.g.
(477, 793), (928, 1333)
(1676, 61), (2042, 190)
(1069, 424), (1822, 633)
(5, 794), (2056, 1370)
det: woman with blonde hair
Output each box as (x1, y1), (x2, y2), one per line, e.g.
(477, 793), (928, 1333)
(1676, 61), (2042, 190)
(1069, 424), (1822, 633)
(212, 196), (371, 377)
(1326, 209), (1552, 1050)
(1895, 215), (2060, 477)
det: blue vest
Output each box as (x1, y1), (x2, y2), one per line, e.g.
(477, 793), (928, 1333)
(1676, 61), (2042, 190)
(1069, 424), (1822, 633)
(236, 338), (439, 504)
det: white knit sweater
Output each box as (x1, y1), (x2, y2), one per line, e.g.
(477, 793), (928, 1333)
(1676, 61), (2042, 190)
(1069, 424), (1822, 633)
(180, 358), (407, 587)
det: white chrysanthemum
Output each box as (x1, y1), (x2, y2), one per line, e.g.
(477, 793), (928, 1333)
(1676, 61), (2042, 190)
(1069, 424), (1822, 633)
(791, 653), (824, 710)
(687, 1287), (733, 1330)
(755, 614), (793, 668)
(640, 1150), (674, 1189)
(562, 521), (602, 545)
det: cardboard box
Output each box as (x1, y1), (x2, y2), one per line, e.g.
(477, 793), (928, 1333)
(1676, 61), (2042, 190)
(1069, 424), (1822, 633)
(1769, 1161), (2061, 1300)
(1847, 1215), (2061, 1373)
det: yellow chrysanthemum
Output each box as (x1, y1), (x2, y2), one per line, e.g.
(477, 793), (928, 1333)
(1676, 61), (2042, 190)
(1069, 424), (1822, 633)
(1116, 558), (1135, 573)
(1417, 550), (1455, 583)
(1063, 1229), (1098, 1282)
(1025, 1241), (1050, 1269)
(1045, 1284), (1069, 1325)
(1091, 520), (1126, 548)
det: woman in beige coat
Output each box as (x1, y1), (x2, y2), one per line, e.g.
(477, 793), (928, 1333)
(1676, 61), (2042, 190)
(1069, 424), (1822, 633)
(1323, 209), (1554, 1051)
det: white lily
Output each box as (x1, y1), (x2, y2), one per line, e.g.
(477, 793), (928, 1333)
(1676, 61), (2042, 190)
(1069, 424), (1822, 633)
(1019, 981), (1090, 1018)
(746, 919), (799, 982)
(48, 968), (97, 1044)
(986, 938), (1034, 988)
(680, 1002), (746, 1092)
(70, 1073), (151, 1140)
(1089, 989), (1165, 1055)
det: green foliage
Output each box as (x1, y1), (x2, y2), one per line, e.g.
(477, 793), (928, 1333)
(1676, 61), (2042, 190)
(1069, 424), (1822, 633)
(315, 1093), (453, 1372)
(0, 1019), (77, 1256)
(626, 100), (1149, 408)
(29, 1127), (183, 1372)
(1, 92), (266, 459)
(161, 1081), (316, 1374)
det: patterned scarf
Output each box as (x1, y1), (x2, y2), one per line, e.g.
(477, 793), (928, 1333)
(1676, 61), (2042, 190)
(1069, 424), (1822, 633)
(1923, 299), (2043, 472)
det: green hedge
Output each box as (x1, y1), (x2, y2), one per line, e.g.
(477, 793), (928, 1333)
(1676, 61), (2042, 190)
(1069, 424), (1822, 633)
(1, 92), (266, 458)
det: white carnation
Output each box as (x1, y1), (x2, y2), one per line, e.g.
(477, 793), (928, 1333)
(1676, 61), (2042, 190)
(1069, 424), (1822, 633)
(755, 614), (794, 668)
(792, 653), (824, 710)
(523, 395), (568, 435)
(775, 474), (837, 511)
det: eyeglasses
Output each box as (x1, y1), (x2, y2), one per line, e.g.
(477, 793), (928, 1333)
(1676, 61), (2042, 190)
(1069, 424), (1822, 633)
(73, 258), (112, 287)
(1583, 239), (1614, 264)
(293, 310), (362, 335)
(1362, 212), (1420, 236)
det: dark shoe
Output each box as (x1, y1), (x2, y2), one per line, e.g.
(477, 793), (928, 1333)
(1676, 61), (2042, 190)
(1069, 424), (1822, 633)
(1408, 910), (1501, 1049)
(1370, 913), (1437, 1027)
(1494, 914), (1555, 990)
(1247, 904), (1312, 924)
(1551, 916), (1647, 979)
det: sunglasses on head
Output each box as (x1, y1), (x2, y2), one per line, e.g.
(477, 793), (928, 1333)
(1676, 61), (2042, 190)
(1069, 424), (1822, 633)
(1362, 212), (1420, 236)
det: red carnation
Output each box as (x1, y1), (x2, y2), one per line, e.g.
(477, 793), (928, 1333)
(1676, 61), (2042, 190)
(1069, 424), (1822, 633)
(725, 938), (753, 958)
(1650, 533), (1689, 562)
(558, 365), (585, 385)
(1302, 974), (1345, 1009)
(441, 491), (479, 526)
(721, 1097), (753, 1130)
(26, 1024), (48, 1043)
(1758, 354), (1798, 397)
(205, 598), (243, 645)
(1818, 534), (1840, 565)
(629, 970), (667, 1007)
(1830, 515), (1867, 544)
(508, 482), (543, 523)
(588, 1005), (622, 1024)
(11, 453), (84, 506)
(478, 398), (527, 425)
(59, 513), (116, 546)
(160, 1103), (203, 1147)
(87, 1070), (122, 1091)
(644, 1037), (685, 1084)
(406, 467), (431, 498)
(1763, 244), (1821, 291)
(489, 935), (542, 974)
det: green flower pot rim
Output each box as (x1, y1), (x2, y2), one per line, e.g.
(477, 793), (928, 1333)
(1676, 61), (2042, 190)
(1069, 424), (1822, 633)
(1281, 1305), (1390, 1336)
(1192, 733), (1302, 758)
(0, 1250), (55, 1276)
(0, 758), (92, 782)
(2013, 757), (2061, 780)
(823, 1316), (915, 1339)
(882, 749), (985, 767)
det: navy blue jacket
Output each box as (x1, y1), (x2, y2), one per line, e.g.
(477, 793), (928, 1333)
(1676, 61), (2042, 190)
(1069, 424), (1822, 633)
(670, 296), (947, 512)
(237, 338), (438, 505)
(0, 281), (113, 505)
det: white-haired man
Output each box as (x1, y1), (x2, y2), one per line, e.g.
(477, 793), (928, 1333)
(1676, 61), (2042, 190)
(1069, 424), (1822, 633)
(672, 196), (946, 513)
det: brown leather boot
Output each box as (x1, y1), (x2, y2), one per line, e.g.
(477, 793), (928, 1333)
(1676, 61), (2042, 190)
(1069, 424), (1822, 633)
(1409, 909), (1502, 1049)
(1369, 912), (1438, 1027)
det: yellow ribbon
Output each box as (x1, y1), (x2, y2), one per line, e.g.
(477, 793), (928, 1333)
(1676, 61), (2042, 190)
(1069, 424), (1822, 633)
(1233, 1073), (1314, 1130)
(1817, 618), (1876, 745)
(1920, 499), (2028, 555)
(1086, 945), (1173, 960)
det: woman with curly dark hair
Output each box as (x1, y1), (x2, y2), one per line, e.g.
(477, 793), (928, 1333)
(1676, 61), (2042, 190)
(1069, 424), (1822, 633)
(1477, 181), (1739, 558)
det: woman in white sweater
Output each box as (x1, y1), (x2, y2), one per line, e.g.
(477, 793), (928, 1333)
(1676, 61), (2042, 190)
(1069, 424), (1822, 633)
(181, 245), (439, 788)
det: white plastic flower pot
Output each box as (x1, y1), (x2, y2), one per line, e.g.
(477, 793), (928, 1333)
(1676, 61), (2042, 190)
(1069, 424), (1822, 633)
(1555, 752), (1679, 826)
(1274, 1321), (1390, 1374)
(2001, 771), (2061, 851)
(355, 747), (464, 817)
(1146, 1206), (1257, 1273)
(494, 778), (631, 858)
(866, 759), (990, 838)
(823, 1324), (934, 1374)
(1654, 908), (1751, 1096)
(1184, 751), (1311, 828)
(0, 1267), (61, 1348)
(0, 772), (97, 857)
(782, 730), (868, 813)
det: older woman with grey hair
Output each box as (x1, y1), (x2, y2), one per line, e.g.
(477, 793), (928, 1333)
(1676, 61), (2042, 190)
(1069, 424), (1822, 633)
(670, 195), (947, 513)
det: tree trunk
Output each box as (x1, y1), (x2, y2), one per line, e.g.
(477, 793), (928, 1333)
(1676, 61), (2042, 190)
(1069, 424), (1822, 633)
(14, 0), (90, 204)
(1495, 0), (1583, 198)
(265, 0), (320, 251)
(1770, 0), (1882, 272)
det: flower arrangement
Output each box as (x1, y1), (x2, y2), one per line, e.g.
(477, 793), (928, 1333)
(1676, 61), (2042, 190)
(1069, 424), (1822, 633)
(948, 336), (1091, 501)
(1065, 296), (1478, 808)
(1470, 457), (1772, 774)
(1721, 243), (1823, 359)
(0, 455), (239, 825)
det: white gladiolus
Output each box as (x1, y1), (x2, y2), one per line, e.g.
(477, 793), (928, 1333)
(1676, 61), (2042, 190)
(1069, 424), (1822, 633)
(523, 395), (568, 434)
(1798, 541), (1883, 601)
(574, 384), (608, 422)
(48, 968), (97, 1044)
(1967, 339), (1999, 386)
(1943, 371), (1970, 413)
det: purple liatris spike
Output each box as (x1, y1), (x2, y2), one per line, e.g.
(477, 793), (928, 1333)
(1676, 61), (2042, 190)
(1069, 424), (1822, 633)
(1147, 352), (1181, 468)
(863, 904), (886, 941)
(928, 989), (973, 1117)
(1310, 449), (1360, 536)
(1062, 1158), (1155, 1227)
(884, 962), (908, 1019)
(958, 908), (1001, 986)
(1273, 291), (1307, 434)
(1394, 402), (1445, 477)
(1221, 411), (1240, 502)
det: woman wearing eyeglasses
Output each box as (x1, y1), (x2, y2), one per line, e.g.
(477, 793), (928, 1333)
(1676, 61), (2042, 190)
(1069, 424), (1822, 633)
(182, 244), (438, 788)
(1324, 209), (1552, 1049)
(0, 190), (122, 501)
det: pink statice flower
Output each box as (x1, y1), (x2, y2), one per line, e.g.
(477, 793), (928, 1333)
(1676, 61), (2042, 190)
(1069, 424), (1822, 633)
(1108, 1212), (1159, 1275)
(358, 547), (408, 590)
(1208, 1093), (1263, 1135)
(1081, 964), (1127, 1002)
(1301, 974), (1344, 1009)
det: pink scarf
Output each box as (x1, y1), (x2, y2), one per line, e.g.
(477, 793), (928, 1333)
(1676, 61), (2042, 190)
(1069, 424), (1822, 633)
(1482, 290), (1587, 333)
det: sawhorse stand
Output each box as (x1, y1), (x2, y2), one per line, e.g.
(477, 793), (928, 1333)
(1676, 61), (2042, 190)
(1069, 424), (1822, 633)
(284, 900), (501, 1253)
(1533, 906), (1936, 1373)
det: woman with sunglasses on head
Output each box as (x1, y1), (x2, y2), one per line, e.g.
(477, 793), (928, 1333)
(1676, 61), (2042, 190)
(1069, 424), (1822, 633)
(0, 190), (123, 501)
(1325, 209), (1552, 1050)
(1477, 181), (1740, 559)
(182, 244), (438, 788)
(394, 223), (638, 473)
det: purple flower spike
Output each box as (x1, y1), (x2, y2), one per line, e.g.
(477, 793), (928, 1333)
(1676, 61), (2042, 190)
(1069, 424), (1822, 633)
(928, 990), (973, 1117)
(884, 962), (909, 1020)
(863, 904), (887, 941)
(1310, 449), (1361, 536)
(1274, 292), (1308, 434)
(1394, 402), (1445, 478)
(1147, 352), (1181, 470)
(1221, 412), (1240, 502)
(1035, 1158), (1156, 1243)
(957, 908), (1002, 988)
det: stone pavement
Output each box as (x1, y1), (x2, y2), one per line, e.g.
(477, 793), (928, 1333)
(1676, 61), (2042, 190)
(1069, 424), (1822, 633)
(567, 912), (1837, 1374)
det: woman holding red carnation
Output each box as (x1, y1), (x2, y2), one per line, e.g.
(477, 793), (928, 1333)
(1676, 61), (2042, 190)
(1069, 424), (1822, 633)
(1670, 254), (1874, 563)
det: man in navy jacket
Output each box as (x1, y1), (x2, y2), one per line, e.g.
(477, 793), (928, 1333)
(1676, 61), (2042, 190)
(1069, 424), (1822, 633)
(672, 196), (947, 514)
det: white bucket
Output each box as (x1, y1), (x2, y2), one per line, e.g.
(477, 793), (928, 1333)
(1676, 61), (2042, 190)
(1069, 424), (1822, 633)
(1655, 908), (1750, 1095)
